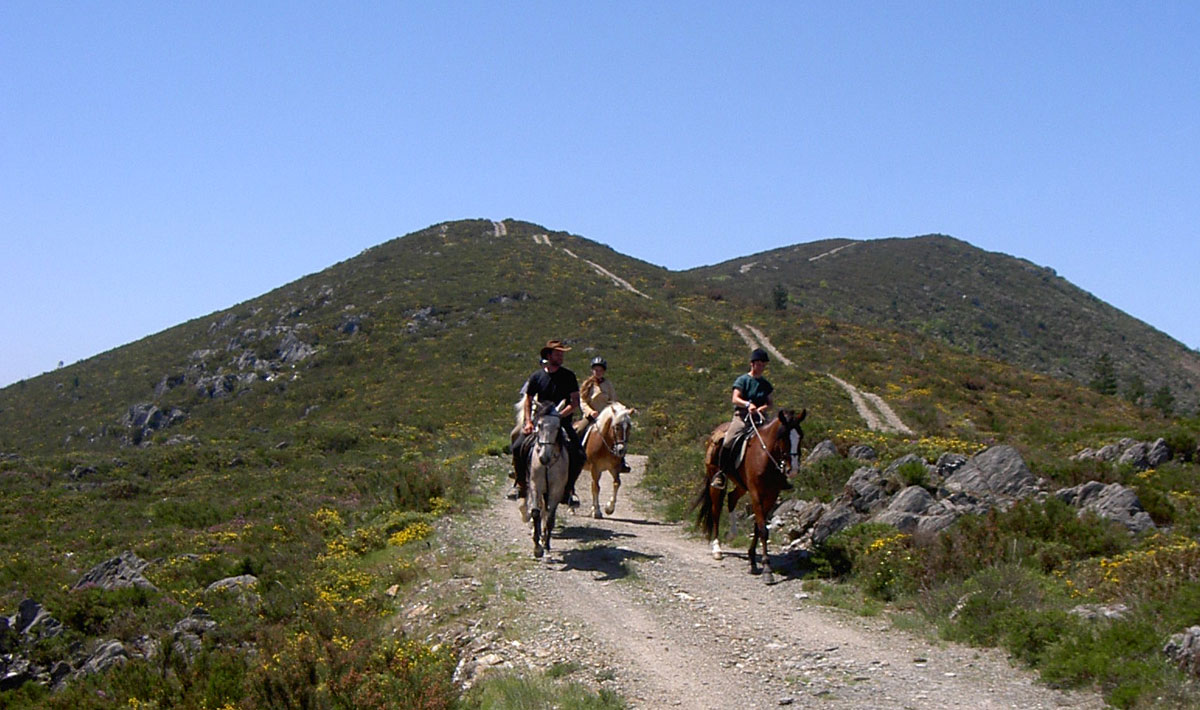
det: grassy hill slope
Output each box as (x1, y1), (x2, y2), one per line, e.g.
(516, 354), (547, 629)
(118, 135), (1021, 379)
(1, 219), (1198, 708)
(688, 235), (1200, 413)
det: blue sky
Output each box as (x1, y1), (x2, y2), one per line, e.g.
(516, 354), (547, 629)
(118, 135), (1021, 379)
(3, 2), (1197, 388)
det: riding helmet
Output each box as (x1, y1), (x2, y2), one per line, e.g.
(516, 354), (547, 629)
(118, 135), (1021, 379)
(750, 348), (769, 363)
(590, 356), (607, 369)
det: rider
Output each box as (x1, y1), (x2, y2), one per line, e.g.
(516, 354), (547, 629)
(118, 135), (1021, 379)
(510, 339), (586, 507)
(577, 356), (631, 473)
(713, 347), (788, 490)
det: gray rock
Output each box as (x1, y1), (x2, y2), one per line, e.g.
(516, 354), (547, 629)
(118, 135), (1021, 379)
(1147, 438), (1172, 467)
(72, 551), (157, 592)
(886, 486), (939, 515)
(809, 504), (865, 547)
(843, 467), (889, 514)
(206, 575), (261, 607)
(943, 445), (1039, 499)
(14, 600), (62, 640)
(172, 607), (217, 658)
(804, 440), (839, 465)
(1056, 481), (1155, 533)
(1165, 626), (1200, 677)
(1069, 603), (1130, 621)
(1118, 442), (1152, 470)
(278, 332), (316, 364)
(847, 444), (877, 461)
(78, 640), (127, 676)
(935, 452), (968, 477)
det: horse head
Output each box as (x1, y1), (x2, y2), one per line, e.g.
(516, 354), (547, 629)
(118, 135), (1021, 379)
(532, 402), (562, 466)
(604, 403), (635, 459)
(775, 408), (807, 475)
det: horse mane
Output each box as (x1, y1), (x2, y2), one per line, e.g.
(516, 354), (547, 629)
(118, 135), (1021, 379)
(595, 402), (631, 431)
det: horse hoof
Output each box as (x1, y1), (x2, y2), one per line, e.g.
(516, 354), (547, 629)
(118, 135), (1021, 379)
(592, 509), (603, 519)
(604, 504), (615, 515)
(534, 545), (544, 559)
(518, 501), (529, 523)
(710, 540), (723, 561)
(763, 571), (775, 585)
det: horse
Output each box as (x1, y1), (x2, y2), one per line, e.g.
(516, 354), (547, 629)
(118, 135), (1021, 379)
(519, 401), (569, 559)
(574, 402), (635, 519)
(694, 408), (806, 584)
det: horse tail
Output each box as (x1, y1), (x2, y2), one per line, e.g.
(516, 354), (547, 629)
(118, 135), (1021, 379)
(693, 481), (717, 539)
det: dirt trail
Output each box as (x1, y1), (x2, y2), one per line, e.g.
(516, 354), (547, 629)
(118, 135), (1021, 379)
(828, 374), (914, 435)
(457, 455), (1104, 709)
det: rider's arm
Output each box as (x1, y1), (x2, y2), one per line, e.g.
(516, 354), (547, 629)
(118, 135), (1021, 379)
(580, 381), (598, 420)
(731, 387), (749, 410)
(558, 391), (581, 418)
(521, 393), (535, 433)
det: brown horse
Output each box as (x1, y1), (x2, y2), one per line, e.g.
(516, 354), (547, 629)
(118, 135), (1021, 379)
(694, 409), (806, 584)
(574, 402), (635, 518)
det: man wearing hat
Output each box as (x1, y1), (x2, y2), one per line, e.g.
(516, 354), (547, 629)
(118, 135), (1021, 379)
(713, 347), (783, 490)
(510, 339), (585, 506)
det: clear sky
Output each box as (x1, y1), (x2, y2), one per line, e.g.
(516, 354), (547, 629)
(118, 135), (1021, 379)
(3, 2), (1198, 388)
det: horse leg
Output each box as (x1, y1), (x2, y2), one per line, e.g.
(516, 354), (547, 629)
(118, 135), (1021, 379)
(709, 486), (725, 560)
(544, 503), (557, 552)
(606, 466), (620, 516)
(748, 522), (761, 575)
(760, 521), (774, 585)
(590, 467), (603, 519)
(531, 508), (543, 559)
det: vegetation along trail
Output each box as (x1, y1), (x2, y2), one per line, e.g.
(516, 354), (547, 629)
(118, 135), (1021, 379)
(458, 455), (1104, 709)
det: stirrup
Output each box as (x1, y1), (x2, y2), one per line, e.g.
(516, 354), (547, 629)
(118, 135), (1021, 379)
(710, 472), (726, 490)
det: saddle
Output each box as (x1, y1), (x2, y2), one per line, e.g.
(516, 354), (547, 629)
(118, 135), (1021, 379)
(710, 424), (753, 478)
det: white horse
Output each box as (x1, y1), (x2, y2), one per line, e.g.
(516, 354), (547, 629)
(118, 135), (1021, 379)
(516, 401), (569, 558)
(574, 402), (635, 519)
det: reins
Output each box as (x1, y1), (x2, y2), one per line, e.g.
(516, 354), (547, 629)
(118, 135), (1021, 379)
(748, 415), (795, 475)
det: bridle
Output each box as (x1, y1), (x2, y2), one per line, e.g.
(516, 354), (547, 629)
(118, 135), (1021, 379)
(597, 409), (630, 458)
(748, 413), (802, 477)
(532, 410), (565, 466)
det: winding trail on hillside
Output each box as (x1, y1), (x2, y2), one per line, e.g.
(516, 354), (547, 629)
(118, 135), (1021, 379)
(828, 374), (914, 435)
(561, 248), (652, 299)
(448, 456), (1104, 709)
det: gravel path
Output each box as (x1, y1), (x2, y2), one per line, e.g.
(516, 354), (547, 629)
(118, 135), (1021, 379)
(441, 455), (1105, 709)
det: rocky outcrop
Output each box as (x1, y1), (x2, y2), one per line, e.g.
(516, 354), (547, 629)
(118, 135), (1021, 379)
(1165, 626), (1200, 678)
(72, 551), (157, 592)
(804, 440), (839, 466)
(121, 403), (187, 445)
(1072, 438), (1172, 470)
(774, 442), (1161, 552)
(1055, 481), (1156, 533)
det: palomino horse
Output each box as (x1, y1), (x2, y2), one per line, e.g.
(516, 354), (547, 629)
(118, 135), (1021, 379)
(574, 402), (635, 519)
(694, 409), (806, 584)
(520, 402), (569, 559)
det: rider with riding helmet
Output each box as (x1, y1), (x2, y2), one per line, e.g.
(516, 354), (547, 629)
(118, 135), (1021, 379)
(713, 347), (790, 491)
(578, 356), (631, 473)
(511, 339), (586, 507)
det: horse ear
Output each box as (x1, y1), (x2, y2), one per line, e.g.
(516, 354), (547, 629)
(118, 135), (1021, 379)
(798, 408), (807, 422)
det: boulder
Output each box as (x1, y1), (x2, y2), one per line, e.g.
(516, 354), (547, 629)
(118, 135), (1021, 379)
(172, 607), (217, 659)
(935, 452), (968, 477)
(72, 551), (157, 592)
(843, 467), (890, 514)
(1147, 438), (1172, 467)
(804, 440), (839, 466)
(847, 444), (877, 461)
(1055, 481), (1155, 533)
(279, 332), (316, 364)
(1118, 442), (1152, 470)
(943, 445), (1039, 499)
(808, 503), (864, 547)
(1165, 626), (1200, 677)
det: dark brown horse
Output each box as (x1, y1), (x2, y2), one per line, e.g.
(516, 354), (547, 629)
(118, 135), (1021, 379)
(694, 409), (806, 584)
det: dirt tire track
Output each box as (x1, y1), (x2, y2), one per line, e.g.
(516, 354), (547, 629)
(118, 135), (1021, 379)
(459, 455), (1104, 709)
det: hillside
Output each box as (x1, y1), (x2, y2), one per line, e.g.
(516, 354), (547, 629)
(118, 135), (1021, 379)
(2, 219), (1198, 708)
(688, 235), (1200, 413)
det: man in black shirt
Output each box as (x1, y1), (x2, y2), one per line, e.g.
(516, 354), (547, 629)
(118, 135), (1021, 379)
(510, 339), (585, 507)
